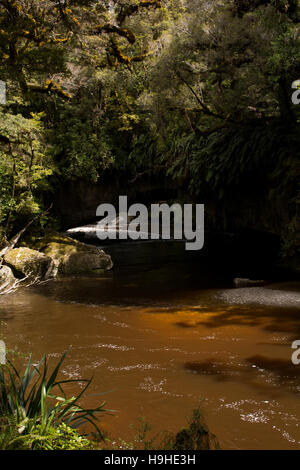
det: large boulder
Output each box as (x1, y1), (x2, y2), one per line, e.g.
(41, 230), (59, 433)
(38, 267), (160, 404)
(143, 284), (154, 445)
(4, 247), (55, 280)
(34, 233), (113, 275)
(0, 265), (16, 293)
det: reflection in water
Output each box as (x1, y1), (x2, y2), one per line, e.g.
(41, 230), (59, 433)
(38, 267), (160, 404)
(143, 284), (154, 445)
(0, 241), (299, 450)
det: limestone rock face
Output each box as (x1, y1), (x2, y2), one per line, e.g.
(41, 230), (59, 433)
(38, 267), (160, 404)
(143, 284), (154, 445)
(34, 233), (113, 275)
(4, 247), (54, 280)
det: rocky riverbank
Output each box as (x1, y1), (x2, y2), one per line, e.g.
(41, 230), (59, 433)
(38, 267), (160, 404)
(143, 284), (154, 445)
(0, 233), (113, 294)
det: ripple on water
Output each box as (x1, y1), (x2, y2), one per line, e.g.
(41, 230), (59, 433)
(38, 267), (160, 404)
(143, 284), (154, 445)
(240, 410), (270, 424)
(216, 287), (300, 307)
(108, 363), (165, 372)
(61, 364), (82, 379)
(138, 377), (184, 398)
(95, 343), (135, 351)
(139, 377), (167, 392)
(218, 398), (300, 444)
(85, 359), (109, 369)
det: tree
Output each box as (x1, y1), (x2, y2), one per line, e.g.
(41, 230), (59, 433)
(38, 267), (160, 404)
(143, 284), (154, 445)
(0, 110), (52, 244)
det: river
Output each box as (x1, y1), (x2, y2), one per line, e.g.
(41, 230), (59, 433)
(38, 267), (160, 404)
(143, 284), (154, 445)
(0, 240), (300, 449)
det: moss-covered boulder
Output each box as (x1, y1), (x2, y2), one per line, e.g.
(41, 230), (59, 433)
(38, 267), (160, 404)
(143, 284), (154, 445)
(4, 247), (55, 280)
(34, 233), (113, 275)
(0, 265), (16, 293)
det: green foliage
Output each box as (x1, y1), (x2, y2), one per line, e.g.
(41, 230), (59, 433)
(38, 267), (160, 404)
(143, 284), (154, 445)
(0, 109), (53, 241)
(171, 408), (220, 450)
(184, 123), (300, 198)
(31, 422), (95, 450)
(0, 0), (166, 237)
(103, 409), (220, 450)
(128, 133), (162, 177)
(0, 417), (94, 450)
(52, 100), (114, 182)
(0, 0), (299, 255)
(103, 416), (158, 450)
(0, 351), (109, 444)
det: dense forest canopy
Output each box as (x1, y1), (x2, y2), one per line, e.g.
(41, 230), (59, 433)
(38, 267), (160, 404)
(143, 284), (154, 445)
(0, 0), (299, 256)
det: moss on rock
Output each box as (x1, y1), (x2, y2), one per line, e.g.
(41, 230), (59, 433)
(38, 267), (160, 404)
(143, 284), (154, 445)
(34, 233), (113, 275)
(4, 247), (55, 280)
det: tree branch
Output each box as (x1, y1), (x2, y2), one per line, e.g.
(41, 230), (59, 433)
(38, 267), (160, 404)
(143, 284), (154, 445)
(176, 72), (235, 123)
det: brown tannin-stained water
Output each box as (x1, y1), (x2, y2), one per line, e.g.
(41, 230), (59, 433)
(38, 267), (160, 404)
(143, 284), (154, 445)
(0, 241), (300, 449)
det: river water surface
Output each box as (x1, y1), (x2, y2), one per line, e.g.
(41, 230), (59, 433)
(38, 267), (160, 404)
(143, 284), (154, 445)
(0, 241), (300, 449)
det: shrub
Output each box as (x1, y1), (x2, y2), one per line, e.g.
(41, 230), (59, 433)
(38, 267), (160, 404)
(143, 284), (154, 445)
(0, 350), (110, 450)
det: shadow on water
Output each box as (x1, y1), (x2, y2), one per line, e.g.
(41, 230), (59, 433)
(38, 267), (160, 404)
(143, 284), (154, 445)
(170, 305), (300, 335)
(73, 227), (288, 279)
(34, 234), (298, 306)
(184, 354), (300, 395)
(139, 299), (300, 339)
